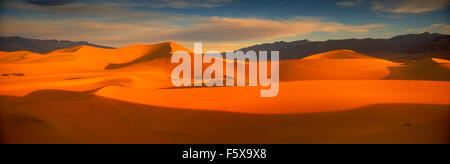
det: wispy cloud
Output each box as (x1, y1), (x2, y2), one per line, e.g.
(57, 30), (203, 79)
(20, 0), (233, 9)
(26, 0), (77, 6)
(336, 1), (359, 7)
(8, 1), (122, 16)
(2, 0), (183, 23)
(147, 0), (234, 8)
(372, 0), (449, 14)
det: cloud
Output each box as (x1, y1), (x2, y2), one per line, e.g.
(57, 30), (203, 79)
(17, 0), (233, 9)
(372, 0), (449, 14)
(26, 0), (78, 6)
(336, 1), (358, 7)
(148, 0), (234, 8)
(162, 17), (385, 42)
(2, 0), (181, 23)
(8, 1), (121, 15)
(407, 23), (450, 34)
(3, 0), (234, 23)
(0, 16), (386, 47)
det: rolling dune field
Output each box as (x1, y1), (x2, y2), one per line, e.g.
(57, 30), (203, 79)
(0, 42), (449, 144)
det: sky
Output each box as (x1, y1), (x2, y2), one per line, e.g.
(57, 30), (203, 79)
(0, 0), (449, 51)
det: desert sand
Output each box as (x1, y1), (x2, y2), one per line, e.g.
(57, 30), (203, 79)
(0, 43), (449, 144)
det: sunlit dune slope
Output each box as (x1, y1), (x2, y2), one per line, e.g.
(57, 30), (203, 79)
(105, 42), (192, 70)
(279, 50), (400, 81)
(0, 51), (41, 63)
(302, 50), (376, 59)
(0, 42), (185, 76)
(432, 58), (450, 64)
(432, 58), (450, 69)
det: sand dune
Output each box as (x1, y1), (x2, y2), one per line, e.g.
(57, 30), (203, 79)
(0, 42), (187, 96)
(279, 50), (400, 81)
(0, 51), (41, 63)
(432, 58), (450, 69)
(0, 42), (184, 76)
(105, 42), (191, 69)
(302, 50), (376, 59)
(0, 43), (449, 144)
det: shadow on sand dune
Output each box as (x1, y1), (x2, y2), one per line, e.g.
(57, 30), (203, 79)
(385, 59), (450, 81)
(0, 89), (449, 144)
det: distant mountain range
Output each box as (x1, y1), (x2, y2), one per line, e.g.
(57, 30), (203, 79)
(2, 33), (449, 60)
(238, 32), (450, 61)
(0, 36), (114, 54)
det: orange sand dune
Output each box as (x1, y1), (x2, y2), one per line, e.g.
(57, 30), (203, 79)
(280, 50), (400, 81)
(302, 50), (376, 59)
(0, 51), (41, 63)
(432, 58), (450, 69)
(105, 42), (192, 70)
(0, 42), (183, 76)
(0, 42), (191, 96)
(432, 58), (450, 64)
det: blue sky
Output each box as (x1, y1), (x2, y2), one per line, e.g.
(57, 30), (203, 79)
(0, 0), (449, 51)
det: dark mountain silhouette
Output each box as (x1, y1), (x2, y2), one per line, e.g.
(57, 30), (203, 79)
(238, 32), (450, 61)
(0, 36), (114, 54)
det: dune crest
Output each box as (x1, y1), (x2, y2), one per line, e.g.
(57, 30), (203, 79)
(302, 50), (375, 60)
(432, 58), (450, 69)
(0, 51), (41, 63)
(105, 42), (190, 70)
(432, 58), (450, 64)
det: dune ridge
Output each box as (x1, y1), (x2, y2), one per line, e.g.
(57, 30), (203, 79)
(0, 51), (41, 63)
(279, 50), (400, 81)
(302, 50), (376, 60)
